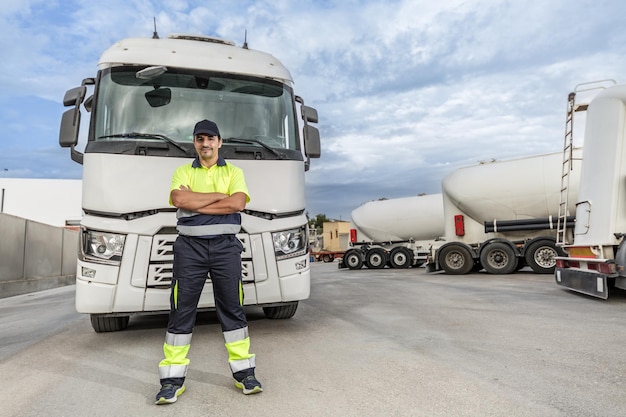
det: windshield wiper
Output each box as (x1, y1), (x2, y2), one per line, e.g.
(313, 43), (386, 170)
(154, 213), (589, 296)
(223, 137), (285, 159)
(98, 132), (192, 155)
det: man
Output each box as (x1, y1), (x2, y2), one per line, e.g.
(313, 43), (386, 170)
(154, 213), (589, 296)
(155, 119), (262, 405)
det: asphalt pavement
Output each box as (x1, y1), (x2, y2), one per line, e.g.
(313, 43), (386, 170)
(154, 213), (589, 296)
(1, 262), (625, 417)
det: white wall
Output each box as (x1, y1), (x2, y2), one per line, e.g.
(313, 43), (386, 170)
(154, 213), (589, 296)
(0, 178), (82, 227)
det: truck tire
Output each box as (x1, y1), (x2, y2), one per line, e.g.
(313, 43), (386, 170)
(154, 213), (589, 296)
(263, 302), (298, 319)
(90, 315), (130, 333)
(389, 247), (412, 268)
(439, 244), (474, 275)
(524, 239), (562, 274)
(322, 254), (334, 263)
(365, 248), (387, 269)
(343, 249), (364, 270)
(480, 242), (518, 274)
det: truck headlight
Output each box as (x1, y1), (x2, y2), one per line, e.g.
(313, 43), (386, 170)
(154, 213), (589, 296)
(81, 228), (126, 265)
(272, 226), (307, 260)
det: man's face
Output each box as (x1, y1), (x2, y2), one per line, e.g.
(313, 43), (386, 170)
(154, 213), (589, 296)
(194, 134), (222, 160)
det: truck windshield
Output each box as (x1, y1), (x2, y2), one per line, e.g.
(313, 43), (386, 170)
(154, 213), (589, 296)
(89, 66), (302, 160)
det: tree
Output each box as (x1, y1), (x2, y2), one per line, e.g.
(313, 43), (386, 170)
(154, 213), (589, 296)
(308, 213), (330, 232)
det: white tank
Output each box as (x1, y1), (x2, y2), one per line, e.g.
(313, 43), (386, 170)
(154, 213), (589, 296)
(350, 194), (444, 242)
(573, 85), (626, 246)
(442, 149), (582, 223)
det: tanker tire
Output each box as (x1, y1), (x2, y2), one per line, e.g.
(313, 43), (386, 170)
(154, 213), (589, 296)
(480, 242), (518, 274)
(525, 239), (562, 274)
(439, 244), (474, 275)
(90, 315), (130, 333)
(343, 249), (364, 270)
(389, 247), (413, 269)
(365, 248), (387, 269)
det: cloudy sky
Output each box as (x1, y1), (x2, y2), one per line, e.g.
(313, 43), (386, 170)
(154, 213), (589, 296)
(1, 0), (625, 220)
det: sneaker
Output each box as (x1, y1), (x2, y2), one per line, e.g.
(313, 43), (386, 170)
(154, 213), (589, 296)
(234, 375), (263, 395)
(155, 383), (186, 405)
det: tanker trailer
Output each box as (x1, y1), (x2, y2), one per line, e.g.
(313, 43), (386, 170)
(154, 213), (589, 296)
(427, 148), (582, 275)
(555, 83), (626, 298)
(340, 194), (445, 269)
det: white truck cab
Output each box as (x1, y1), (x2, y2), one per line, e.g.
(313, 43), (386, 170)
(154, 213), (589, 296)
(59, 34), (321, 331)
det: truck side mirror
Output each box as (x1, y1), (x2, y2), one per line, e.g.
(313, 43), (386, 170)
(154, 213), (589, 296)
(59, 108), (84, 164)
(59, 108), (80, 148)
(304, 125), (321, 158)
(302, 105), (318, 123)
(63, 86), (87, 107)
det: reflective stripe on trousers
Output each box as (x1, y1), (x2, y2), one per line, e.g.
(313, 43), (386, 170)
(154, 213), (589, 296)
(159, 332), (192, 380)
(158, 327), (256, 378)
(224, 327), (256, 373)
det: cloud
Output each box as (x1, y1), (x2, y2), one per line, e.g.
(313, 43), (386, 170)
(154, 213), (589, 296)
(1, 0), (626, 220)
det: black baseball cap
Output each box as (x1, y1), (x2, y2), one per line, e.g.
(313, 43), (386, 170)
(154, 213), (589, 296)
(193, 119), (220, 137)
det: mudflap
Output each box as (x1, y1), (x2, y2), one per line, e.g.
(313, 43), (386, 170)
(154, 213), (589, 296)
(338, 258), (346, 269)
(555, 268), (609, 299)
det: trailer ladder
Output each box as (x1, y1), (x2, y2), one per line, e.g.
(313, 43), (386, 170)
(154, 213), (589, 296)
(556, 92), (577, 246)
(556, 80), (616, 246)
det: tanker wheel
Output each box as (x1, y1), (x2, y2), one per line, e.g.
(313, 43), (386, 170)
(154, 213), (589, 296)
(525, 239), (562, 274)
(322, 254), (334, 263)
(389, 247), (413, 269)
(439, 244), (474, 275)
(365, 248), (387, 269)
(480, 242), (518, 274)
(343, 249), (364, 270)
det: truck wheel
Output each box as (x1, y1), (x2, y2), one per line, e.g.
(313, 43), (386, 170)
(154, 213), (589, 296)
(322, 254), (334, 263)
(389, 247), (412, 268)
(480, 242), (518, 274)
(343, 249), (364, 270)
(365, 248), (387, 269)
(90, 315), (130, 333)
(439, 244), (474, 275)
(525, 239), (562, 274)
(263, 302), (298, 319)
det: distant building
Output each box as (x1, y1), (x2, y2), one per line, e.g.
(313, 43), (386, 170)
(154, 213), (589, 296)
(322, 221), (350, 252)
(0, 178), (82, 227)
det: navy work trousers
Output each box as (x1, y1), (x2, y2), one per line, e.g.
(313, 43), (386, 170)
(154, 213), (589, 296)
(167, 234), (247, 335)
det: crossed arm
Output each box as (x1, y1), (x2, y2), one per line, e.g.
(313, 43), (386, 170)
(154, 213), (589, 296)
(170, 185), (247, 214)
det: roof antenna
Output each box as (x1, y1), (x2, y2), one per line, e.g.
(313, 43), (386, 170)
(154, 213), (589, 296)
(243, 30), (248, 49)
(152, 17), (160, 39)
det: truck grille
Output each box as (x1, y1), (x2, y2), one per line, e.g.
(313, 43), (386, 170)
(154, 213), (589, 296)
(147, 233), (253, 286)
